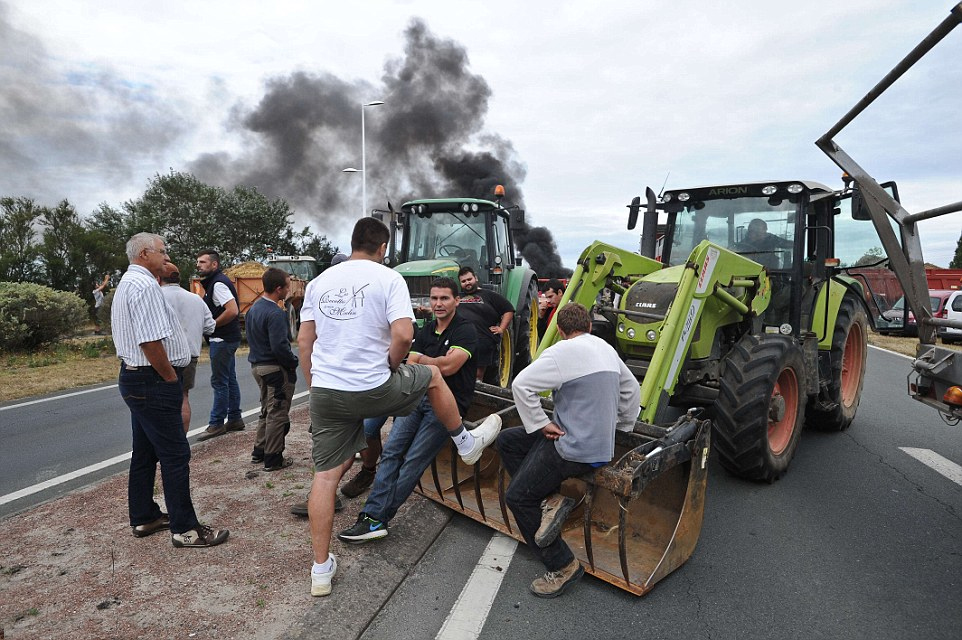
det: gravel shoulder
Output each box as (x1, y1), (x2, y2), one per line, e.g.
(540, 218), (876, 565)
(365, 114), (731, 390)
(0, 405), (450, 640)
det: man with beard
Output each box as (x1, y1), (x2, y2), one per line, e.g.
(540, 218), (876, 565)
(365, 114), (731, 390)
(456, 266), (514, 381)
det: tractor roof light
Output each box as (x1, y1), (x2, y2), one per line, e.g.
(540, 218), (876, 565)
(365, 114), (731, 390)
(944, 386), (962, 408)
(677, 192), (690, 202)
(461, 203), (470, 213)
(471, 203), (479, 212)
(761, 185), (778, 195)
(494, 185), (505, 197)
(662, 193), (673, 202)
(787, 183), (804, 194)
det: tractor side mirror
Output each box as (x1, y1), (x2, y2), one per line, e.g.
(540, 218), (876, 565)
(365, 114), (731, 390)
(851, 185), (871, 221)
(627, 196), (641, 230)
(510, 209), (525, 230)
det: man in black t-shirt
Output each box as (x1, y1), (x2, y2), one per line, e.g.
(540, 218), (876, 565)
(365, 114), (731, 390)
(337, 277), (479, 543)
(457, 266), (514, 381)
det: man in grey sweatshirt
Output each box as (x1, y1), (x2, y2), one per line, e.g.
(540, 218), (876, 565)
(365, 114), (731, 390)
(498, 302), (640, 598)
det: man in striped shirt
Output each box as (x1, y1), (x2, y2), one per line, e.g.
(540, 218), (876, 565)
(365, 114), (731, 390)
(112, 232), (229, 548)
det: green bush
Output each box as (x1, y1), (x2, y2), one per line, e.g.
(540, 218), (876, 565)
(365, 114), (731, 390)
(0, 282), (87, 350)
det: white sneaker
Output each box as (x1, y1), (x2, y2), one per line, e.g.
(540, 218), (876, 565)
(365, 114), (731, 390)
(460, 414), (503, 465)
(310, 554), (337, 597)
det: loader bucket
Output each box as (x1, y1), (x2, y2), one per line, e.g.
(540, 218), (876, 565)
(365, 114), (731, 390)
(415, 383), (711, 596)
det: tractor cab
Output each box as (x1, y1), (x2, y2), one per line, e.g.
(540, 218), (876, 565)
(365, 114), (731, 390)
(393, 197), (523, 290)
(637, 180), (896, 336)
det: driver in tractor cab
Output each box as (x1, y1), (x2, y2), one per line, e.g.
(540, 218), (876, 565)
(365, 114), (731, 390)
(734, 218), (793, 270)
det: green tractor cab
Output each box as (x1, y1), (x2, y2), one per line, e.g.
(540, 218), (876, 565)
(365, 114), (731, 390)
(377, 191), (540, 386)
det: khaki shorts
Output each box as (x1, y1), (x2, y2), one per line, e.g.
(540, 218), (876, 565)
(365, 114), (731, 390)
(310, 364), (433, 472)
(181, 357), (199, 391)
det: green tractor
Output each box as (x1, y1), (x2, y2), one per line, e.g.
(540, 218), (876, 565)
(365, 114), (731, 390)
(542, 179), (885, 482)
(375, 188), (540, 386)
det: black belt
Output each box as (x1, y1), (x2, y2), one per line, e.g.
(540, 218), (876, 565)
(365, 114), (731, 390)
(123, 363), (186, 372)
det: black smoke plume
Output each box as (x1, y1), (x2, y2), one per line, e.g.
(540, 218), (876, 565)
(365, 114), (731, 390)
(189, 19), (570, 278)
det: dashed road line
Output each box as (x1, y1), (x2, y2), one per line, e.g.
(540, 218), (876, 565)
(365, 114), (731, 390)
(899, 447), (962, 486)
(436, 533), (518, 640)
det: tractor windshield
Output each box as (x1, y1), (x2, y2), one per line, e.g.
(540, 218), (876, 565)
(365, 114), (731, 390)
(403, 211), (487, 271)
(668, 196), (797, 270)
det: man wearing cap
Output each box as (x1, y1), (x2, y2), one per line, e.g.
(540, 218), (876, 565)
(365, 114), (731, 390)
(160, 264), (215, 432)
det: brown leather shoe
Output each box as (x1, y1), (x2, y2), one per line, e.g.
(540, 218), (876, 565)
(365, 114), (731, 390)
(529, 558), (584, 598)
(132, 514), (170, 538)
(290, 496), (342, 516)
(225, 419), (246, 431)
(340, 466), (376, 498)
(196, 423), (227, 441)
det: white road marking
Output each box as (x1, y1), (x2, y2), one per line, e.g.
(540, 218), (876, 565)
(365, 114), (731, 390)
(899, 447), (962, 486)
(436, 533), (518, 640)
(868, 344), (912, 360)
(0, 384), (119, 411)
(0, 391), (310, 506)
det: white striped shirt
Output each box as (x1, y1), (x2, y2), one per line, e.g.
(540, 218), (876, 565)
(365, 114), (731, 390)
(111, 264), (192, 367)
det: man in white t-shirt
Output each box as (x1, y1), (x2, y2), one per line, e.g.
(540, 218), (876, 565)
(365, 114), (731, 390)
(160, 264), (215, 432)
(298, 217), (502, 597)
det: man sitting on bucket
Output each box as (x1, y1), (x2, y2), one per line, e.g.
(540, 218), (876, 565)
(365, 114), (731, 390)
(498, 302), (640, 598)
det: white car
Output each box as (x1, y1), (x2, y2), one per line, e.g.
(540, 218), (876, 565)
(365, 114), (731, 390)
(945, 290), (962, 344)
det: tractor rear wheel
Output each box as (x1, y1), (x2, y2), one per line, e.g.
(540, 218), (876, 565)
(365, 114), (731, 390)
(807, 295), (868, 431)
(713, 334), (806, 483)
(493, 330), (514, 388)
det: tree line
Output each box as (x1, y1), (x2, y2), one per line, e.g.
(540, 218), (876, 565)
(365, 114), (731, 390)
(0, 171), (338, 312)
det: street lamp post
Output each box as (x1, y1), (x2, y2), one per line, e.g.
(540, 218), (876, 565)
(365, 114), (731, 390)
(345, 100), (384, 219)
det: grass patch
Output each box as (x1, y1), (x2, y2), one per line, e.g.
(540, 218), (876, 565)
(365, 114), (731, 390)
(0, 335), (250, 403)
(867, 331), (962, 358)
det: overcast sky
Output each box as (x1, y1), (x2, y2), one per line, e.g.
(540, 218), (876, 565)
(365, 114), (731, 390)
(2, 0), (960, 268)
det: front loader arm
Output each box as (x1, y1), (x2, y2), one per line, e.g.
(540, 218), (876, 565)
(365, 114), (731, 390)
(537, 240), (664, 355)
(637, 242), (770, 422)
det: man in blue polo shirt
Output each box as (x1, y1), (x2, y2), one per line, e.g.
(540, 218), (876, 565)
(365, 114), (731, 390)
(338, 276), (478, 543)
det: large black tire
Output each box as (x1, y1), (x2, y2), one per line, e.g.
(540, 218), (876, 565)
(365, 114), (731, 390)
(712, 334), (806, 483)
(513, 278), (539, 378)
(286, 302), (299, 341)
(807, 295), (868, 431)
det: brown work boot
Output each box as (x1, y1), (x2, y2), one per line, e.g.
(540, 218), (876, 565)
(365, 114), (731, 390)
(131, 513), (170, 538)
(290, 496), (342, 516)
(225, 418), (246, 431)
(340, 466), (376, 498)
(534, 493), (576, 548)
(197, 423), (227, 442)
(529, 557), (585, 598)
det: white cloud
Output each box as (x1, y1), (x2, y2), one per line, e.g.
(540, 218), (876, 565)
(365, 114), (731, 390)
(1, 0), (959, 265)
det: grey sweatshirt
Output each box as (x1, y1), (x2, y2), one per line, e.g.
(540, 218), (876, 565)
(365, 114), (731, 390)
(511, 333), (640, 463)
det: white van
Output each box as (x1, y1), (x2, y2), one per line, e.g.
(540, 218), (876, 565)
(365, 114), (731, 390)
(945, 290), (962, 344)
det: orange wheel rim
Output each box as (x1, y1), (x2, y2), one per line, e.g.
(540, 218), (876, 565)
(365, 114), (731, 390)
(840, 321), (864, 407)
(769, 367), (799, 455)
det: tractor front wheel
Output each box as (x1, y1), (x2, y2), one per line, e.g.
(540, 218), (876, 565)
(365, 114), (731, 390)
(286, 303), (300, 341)
(713, 334), (806, 483)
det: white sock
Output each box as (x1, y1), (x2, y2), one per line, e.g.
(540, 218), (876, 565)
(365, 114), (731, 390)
(452, 429), (476, 454)
(312, 556), (333, 574)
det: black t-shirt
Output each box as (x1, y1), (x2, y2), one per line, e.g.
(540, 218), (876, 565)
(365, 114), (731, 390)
(457, 288), (514, 346)
(411, 312), (478, 414)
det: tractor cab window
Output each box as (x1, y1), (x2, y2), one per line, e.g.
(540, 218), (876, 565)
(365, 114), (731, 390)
(404, 211), (487, 275)
(669, 197), (797, 270)
(831, 189), (901, 268)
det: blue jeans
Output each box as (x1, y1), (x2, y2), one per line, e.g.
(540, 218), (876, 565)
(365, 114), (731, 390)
(363, 397), (449, 524)
(119, 365), (200, 534)
(363, 415), (389, 439)
(208, 340), (241, 425)
(496, 427), (593, 572)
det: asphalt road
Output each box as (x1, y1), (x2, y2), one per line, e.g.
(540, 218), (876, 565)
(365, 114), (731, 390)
(362, 346), (962, 640)
(2, 346), (960, 639)
(0, 351), (309, 518)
